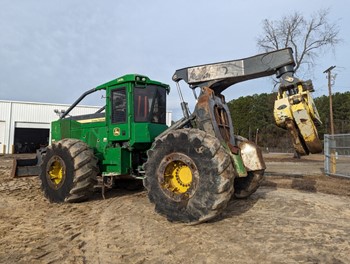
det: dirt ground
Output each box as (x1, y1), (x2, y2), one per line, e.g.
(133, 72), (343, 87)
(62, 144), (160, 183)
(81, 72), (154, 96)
(1, 153), (350, 264)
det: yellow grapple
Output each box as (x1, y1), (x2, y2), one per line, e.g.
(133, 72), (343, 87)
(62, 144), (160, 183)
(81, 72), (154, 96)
(274, 80), (322, 155)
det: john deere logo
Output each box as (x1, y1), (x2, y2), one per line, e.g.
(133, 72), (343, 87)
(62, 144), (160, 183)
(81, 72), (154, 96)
(113, 127), (120, 136)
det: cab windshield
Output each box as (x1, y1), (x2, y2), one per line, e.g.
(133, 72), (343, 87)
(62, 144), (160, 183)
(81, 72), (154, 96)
(134, 85), (166, 124)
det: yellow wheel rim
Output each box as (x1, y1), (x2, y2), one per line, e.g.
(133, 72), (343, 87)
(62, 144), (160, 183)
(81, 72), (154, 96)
(163, 160), (193, 194)
(47, 156), (65, 187)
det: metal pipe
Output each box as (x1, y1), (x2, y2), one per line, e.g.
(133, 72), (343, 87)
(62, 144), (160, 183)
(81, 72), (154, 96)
(176, 82), (190, 118)
(60, 87), (98, 119)
(95, 105), (106, 113)
(176, 82), (185, 103)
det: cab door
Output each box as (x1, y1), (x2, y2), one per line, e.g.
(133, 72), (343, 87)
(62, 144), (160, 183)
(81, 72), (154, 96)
(108, 85), (131, 141)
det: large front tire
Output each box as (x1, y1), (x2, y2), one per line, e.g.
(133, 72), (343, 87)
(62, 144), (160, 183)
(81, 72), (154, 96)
(143, 129), (235, 224)
(40, 139), (98, 203)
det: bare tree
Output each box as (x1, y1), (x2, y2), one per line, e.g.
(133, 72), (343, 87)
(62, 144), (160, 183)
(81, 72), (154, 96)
(257, 8), (340, 75)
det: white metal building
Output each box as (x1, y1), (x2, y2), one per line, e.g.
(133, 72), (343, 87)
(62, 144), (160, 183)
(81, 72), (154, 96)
(0, 100), (172, 154)
(0, 100), (101, 154)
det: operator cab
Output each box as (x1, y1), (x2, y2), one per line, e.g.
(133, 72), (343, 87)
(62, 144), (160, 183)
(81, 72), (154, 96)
(104, 74), (170, 147)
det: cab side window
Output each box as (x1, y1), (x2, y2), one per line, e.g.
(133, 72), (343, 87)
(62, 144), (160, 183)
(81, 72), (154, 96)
(111, 88), (126, 123)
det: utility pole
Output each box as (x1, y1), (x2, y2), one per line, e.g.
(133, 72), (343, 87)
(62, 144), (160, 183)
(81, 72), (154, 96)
(323, 65), (336, 174)
(323, 66), (336, 135)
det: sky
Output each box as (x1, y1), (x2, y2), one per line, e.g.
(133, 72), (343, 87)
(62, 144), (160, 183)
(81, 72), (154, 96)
(0, 0), (349, 120)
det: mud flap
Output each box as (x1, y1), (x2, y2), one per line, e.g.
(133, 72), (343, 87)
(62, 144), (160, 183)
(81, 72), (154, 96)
(225, 144), (247, 177)
(234, 136), (266, 174)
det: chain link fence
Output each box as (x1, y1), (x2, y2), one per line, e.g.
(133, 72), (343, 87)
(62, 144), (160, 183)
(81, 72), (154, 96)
(324, 134), (350, 178)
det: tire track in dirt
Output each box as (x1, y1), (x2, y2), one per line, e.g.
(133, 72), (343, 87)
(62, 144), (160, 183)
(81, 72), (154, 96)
(0, 172), (96, 263)
(2, 184), (350, 263)
(2, 153), (350, 263)
(79, 188), (350, 264)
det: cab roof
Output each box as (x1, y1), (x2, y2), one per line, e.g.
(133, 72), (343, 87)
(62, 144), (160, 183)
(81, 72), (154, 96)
(96, 74), (170, 93)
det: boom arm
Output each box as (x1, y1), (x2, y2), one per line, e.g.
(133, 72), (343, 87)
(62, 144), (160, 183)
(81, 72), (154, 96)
(172, 47), (322, 156)
(172, 48), (296, 94)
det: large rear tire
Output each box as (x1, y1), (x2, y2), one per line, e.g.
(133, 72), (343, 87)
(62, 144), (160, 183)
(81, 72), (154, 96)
(143, 129), (235, 223)
(40, 139), (98, 203)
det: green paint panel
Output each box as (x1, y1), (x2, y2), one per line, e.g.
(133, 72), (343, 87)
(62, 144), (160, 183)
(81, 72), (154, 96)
(103, 147), (131, 175)
(231, 153), (247, 177)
